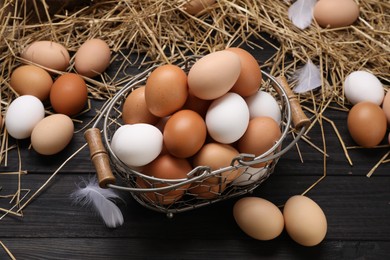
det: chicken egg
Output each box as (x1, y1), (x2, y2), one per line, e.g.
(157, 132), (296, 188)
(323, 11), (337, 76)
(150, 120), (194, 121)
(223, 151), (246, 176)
(232, 166), (268, 186)
(313, 0), (359, 28)
(347, 101), (387, 148)
(233, 197), (284, 241)
(21, 41), (70, 71)
(344, 71), (384, 105)
(183, 0), (216, 15)
(31, 114), (74, 155)
(50, 73), (88, 116)
(382, 91), (390, 125)
(145, 64), (188, 117)
(10, 65), (53, 101)
(188, 181), (227, 200)
(74, 38), (111, 78)
(245, 90), (281, 124)
(283, 195), (327, 247)
(5, 95), (45, 139)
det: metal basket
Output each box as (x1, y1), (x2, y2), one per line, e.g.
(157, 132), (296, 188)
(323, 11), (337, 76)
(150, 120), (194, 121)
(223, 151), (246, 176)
(84, 57), (309, 217)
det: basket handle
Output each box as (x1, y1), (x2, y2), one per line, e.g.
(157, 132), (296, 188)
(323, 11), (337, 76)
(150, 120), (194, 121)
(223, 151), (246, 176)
(84, 128), (116, 188)
(276, 76), (310, 130)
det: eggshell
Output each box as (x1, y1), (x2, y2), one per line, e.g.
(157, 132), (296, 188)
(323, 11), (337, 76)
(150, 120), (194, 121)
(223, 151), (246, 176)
(184, 0), (216, 15)
(313, 0), (360, 28)
(163, 110), (207, 158)
(283, 195), (327, 246)
(232, 167), (268, 186)
(31, 114), (74, 155)
(74, 38), (111, 78)
(206, 92), (250, 144)
(245, 90), (281, 124)
(182, 92), (212, 118)
(10, 65), (53, 101)
(122, 86), (159, 125)
(382, 91), (390, 125)
(145, 64), (188, 117)
(226, 47), (262, 97)
(233, 197), (284, 241)
(111, 124), (163, 167)
(193, 142), (243, 184)
(5, 95), (45, 139)
(188, 181), (227, 199)
(344, 71), (384, 105)
(50, 73), (88, 116)
(21, 41), (70, 71)
(347, 101), (387, 148)
(139, 154), (192, 205)
(188, 50), (241, 100)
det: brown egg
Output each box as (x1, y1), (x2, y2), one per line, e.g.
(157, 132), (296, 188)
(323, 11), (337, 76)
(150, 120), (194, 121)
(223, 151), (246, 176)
(238, 116), (281, 157)
(140, 154), (192, 205)
(347, 101), (387, 148)
(50, 73), (88, 116)
(188, 181), (227, 199)
(313, 0), (360, 28)
(283, 195), (327, 246)
(183, 0), (216, 15)
(163, 110), (207, 158)
(226, 47), (262, 97)
(21, 41), (70, 71)
(145, 64), (188, 117)
(382, 91), (390, 125)
(10, 65), (53, 101)
(122, 86), (159, 125)
(182, 91), (212, 118)
(193, 142), (243, 184)
(74, 38), (111, 78)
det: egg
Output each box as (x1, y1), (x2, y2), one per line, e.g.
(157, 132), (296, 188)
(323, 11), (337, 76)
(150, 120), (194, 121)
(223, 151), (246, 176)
(188, 181), (227, 199)
(74, 38), (111, 78)
(139, 154), (192, 205)
(313, 0), (360, 28)
(5, 95), (45, 139)
(283, 195), (327, 247)
(31, 114), (74, 155)
(382, 91), (390, 125)
(232, 166), (268, 186)
(145, 64), (188, 117)
(206, 92), (250, 144)
(183, 0), (216, 15)
(347, 101), (387, 148)
(10, 65), (53, 101)
(193, 142), (243, 184)
(50, 73), (88, 116)
(238, 116), (281, 159)
(225, 47), (262, 97)
(233, 197), (284, 241)
(163, 109), (207, 158)
(188, 50), (241, 100)
(245, 90), (281, 124)
(182, 92), (212, 118)
(344, 71), (384, 105)
(122, 86), (159, 125)
(21, 41), (70, 71)
(111, 124), (163, 167)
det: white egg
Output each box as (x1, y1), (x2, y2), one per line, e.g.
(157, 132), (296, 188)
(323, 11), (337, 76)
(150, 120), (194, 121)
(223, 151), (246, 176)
(232, 166), (268, 186)
(344, 71), (384, 105)
(111, 123), (163, 167)
(5, 95), (45, 139)
(205, 92), (249, 144)
(245, 90), (281, 124)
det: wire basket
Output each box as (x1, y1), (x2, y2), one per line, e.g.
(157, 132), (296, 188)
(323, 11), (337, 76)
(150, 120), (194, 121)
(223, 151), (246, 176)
(85, 57), (309, 217)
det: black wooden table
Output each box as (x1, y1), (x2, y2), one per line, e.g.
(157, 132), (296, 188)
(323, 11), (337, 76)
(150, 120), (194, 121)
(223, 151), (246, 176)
(1, 40), (389, 259)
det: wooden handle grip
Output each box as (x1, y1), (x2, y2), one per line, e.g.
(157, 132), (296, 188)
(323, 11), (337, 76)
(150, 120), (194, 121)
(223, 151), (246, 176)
(276, 76), (310, 130)
(84, 128), (116, 188)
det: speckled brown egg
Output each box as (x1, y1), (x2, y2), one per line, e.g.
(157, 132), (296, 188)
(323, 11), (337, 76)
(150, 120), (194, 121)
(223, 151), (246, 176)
(347, 101), (387, 148)
(10, 65), (53, 101)
(122, 86), (159, 125)
(50, 73), (88, 116)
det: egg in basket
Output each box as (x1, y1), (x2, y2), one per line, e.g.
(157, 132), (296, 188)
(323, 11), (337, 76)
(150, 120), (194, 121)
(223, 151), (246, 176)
(84, 48), (309, 217)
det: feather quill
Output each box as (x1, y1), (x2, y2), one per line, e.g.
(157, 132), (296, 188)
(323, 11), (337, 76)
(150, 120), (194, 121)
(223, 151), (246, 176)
(71, 176), (124, 228)
(293, 59), (322, 93)
(288, 0), (317, 30)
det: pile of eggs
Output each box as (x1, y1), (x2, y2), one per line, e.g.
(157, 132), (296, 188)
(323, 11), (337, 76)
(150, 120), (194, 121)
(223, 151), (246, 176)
(344, 71), (390, 147)
(4, 38), (111, 155)
(110, 48), (283, 204)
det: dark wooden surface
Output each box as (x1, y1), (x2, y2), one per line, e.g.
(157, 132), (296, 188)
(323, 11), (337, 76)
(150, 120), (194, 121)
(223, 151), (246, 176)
(1, 38), (390, 260)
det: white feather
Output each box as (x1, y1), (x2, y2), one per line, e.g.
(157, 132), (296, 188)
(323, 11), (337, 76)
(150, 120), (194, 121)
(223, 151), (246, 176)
(71, 176), (124, 228)
(293, 59), (322, 93)
(288, 0), (317, 30)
